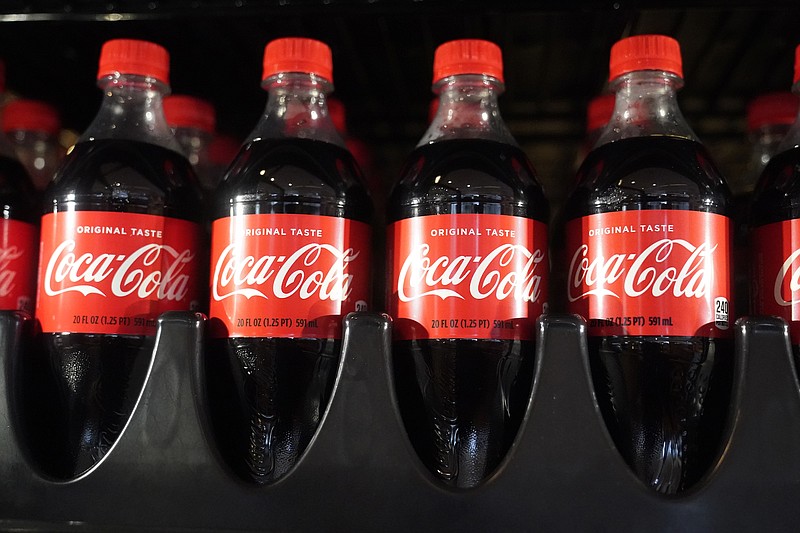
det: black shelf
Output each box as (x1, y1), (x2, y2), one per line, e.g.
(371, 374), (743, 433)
(0, 311), (798, 531)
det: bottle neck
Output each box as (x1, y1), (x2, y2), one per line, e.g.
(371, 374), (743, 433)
(79, 74), (182, 153)
(751, 123), (791, 171)
(0, 96), (21, 160)
(172, 127), (213, 167)
(8, 129), (57, 143)
(595, 71), (698, 148)
(247, 72), (345, 148)
(419, 74), (516, 147)
(0, 130), (19, 161)
(776, 83), (800, 153)
(726, 124), (792, 195)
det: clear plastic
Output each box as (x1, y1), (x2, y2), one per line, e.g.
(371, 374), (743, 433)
(595, 70), (698, 147)
(172, 126), (215, 190)
(749, 81), (800, 365)
(389, 71), (547, 488)
(565, 67), (733, 494)
(774, 81), (800, 153)
(7, 129), (64, 191)
(81, 74), (182, 153)
(247, 72), (346, 148)
(206, 69), (371, 485)
(418, 74), (517, 146)
(35, 69), (203, 480)
(741, 124), (792, 191)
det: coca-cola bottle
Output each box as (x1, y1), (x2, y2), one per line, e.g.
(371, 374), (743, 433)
(0, 78), (52, 481)
(752, 46), (800, 366)
(0, 115), (39, 315)
(580, 93), (615, 166)
(733, 92), (799, 319)
(163, 94), (218, 190)
(552, 92), (616, 314)
(564, 35), (733, 494)
(35, 39), (204, 478)
(742, 92), (799, 188)
(328, 98), (372, 177)
(388, 39), (549, 488)
(206, 37), (372, 484)
(206, 133), (240, 185)
(2, 98), (64, 192)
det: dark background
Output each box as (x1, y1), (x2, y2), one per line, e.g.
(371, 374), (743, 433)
(0, 1), (799, 204)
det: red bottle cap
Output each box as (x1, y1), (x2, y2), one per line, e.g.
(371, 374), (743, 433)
(586, 93), (615, 133)
(328, 97), (347, 133)
(433, 39), (504, 84)
(97, 38), (170, 84)
(795, 43), (800, 84)
(208, 134), (241, 166)
(747, 92), (799, 131)
(609, 35), (683, 81)
(164, 95), (216, 134)
(2, 99), (61, 136)
(262, 37), (333, 83)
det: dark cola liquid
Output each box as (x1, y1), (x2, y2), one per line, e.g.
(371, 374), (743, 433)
(207, 137), (371, 484)
(388, 138), (547, 488)
(751, 145), (800, 365)
(0, 155), (38, 310)
(731, 191), (752, 321)
(0, 155), (38, 224)
(31, 139), (202, 479)
(564, 135), (733, 494)
(0, 155), (50, 472)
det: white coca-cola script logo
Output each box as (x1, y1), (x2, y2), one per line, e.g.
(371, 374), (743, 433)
(567, 238), (716, 302)
(773, 248), (800, 306)
(212, 243), (359, 302)
(397, 243), (545, 303)
(0, 246), (23, 297)
(43, 240), (194, 301)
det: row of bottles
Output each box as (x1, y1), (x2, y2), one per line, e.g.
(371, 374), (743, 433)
(0, 61), (794, 207)
(4, 31), (800, 502)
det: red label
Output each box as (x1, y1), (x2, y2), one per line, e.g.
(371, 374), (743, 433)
(0, 219), (37, 314)
(753, 219), (800, 344)
(565, 210), (731, 337)
(36, 211), (203, 335)
(208, 214), (371, 339)
(388, 214), (548, 341)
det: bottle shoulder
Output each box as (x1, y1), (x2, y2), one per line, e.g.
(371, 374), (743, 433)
(565, 136), (730, 219)
(388, 139), (548, 222)
(0, 156), (39, 223)
(213, 138), (372, 223)
(45, 139), (202, 221)
(751, 146), (800, 227)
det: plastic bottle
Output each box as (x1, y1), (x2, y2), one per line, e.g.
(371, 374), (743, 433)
(35, 38), (204, 479)
(752, 46), (800, 367)
(206, 37), (372, 484)
(741, 92), (799, 191)
(163, 94), (217, 190)
(732, 92), (799, 318)
(563, 35), (733, 494)
(2, 98), (64, 191)
(328, 99), (369, 166)
(578, 93), (615, 167)
(206, 133), (240, 182)
(387, 39), (549, 488)
(0, 90), (39, 314)
(552, 92), (616, 314)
